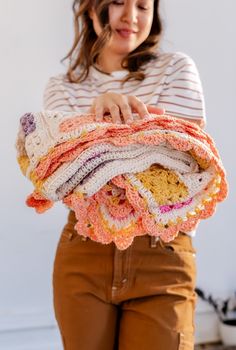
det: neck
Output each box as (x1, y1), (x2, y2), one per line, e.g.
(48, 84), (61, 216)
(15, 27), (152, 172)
(96, 51), (127, 73)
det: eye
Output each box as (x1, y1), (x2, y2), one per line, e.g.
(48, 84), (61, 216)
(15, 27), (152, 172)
(111, 1), (149, 10)
(112, 1), (124, 4)
(138, 6), (149, 10)
(136, 1), (150, 10)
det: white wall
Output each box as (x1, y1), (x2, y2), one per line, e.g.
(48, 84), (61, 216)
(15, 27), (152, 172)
(160, 0), (236, 297)
(0, 0), (73, 337)
(0, 0), (235, 347)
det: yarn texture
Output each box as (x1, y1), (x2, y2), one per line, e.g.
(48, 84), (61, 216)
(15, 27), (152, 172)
(16, 111), (228, 250)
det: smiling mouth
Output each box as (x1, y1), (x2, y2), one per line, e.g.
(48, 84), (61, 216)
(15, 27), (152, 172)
(116, 29), (136, 38)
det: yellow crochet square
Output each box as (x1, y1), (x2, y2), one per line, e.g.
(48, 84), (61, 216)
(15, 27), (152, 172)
(135, 164), (188, 205)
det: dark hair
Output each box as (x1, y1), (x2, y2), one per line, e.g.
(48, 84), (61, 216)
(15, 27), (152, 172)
(61, 0), (163, 85)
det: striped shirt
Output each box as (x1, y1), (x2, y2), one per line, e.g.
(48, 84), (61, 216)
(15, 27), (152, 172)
(43, 50), (206, 237)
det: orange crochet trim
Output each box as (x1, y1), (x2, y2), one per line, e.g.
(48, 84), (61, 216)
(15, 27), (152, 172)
(34, 119), (219, 182)
(26, 190), (54, 213)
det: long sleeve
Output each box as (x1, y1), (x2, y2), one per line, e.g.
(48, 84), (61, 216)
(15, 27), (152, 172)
(158, 52), (206, 127)
(42, 76), (73, 112)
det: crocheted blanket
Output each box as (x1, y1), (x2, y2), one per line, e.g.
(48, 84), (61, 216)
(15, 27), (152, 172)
(16, 111), (228, 250)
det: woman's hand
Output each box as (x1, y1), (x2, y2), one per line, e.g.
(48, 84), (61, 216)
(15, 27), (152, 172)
(87, 92), (165, 124)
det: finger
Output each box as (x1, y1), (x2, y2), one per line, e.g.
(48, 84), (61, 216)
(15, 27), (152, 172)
(119, 102), (133, 124)
(86, 103), (96, 116)
(109, 104), (122, 124)
(129, 97), (150, 119)
(85, 106), (96, 120)
(146, 105), (165, 115)
(87, 106), (93, 113)
(94, 106), (105, 122)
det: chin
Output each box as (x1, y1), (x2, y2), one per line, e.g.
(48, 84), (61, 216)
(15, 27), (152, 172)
(110, 42), (139, 55)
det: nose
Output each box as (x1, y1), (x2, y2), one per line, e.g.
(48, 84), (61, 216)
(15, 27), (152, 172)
(121, 4), (138, 25)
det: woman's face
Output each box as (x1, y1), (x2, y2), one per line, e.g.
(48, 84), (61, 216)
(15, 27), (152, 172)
(90, 0), (154, 58)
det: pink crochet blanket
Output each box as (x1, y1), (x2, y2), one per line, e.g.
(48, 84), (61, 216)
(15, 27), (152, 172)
(16, 111), (228, 250)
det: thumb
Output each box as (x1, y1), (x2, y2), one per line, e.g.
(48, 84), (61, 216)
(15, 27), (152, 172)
(86, 106), (94, 113)
(146, 105), (165, 115)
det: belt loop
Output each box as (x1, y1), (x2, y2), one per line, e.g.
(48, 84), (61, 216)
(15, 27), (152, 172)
(68, 232), (73, 240)
(150, 236), (159, 248)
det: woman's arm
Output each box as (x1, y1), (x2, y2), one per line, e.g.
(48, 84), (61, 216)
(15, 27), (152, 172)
(42, 76), (73, 112)
(157, 52), (206, 129)
(181, 116), (205, 128)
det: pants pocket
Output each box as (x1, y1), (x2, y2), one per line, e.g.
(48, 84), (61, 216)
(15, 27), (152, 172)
(178, 331), (194, 350)
(159, 232), (196, 257)
(57, 228), (86, 249)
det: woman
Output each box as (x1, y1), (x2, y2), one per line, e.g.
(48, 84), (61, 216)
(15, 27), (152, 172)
(43, 0), (206, 349)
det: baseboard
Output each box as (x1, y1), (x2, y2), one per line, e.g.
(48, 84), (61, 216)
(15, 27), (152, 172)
(0, 307), (56, 332)
(0, 327), (63, 350)
(1, 343), (62, 350)
(195, 298), (221, 344)
(0, 309), (63, 350)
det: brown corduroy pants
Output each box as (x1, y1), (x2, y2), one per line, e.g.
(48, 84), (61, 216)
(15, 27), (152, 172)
(53, 210), (197, 350)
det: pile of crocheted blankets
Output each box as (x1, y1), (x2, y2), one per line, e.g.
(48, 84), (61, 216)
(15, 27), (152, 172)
(16, 110), (228, 250)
